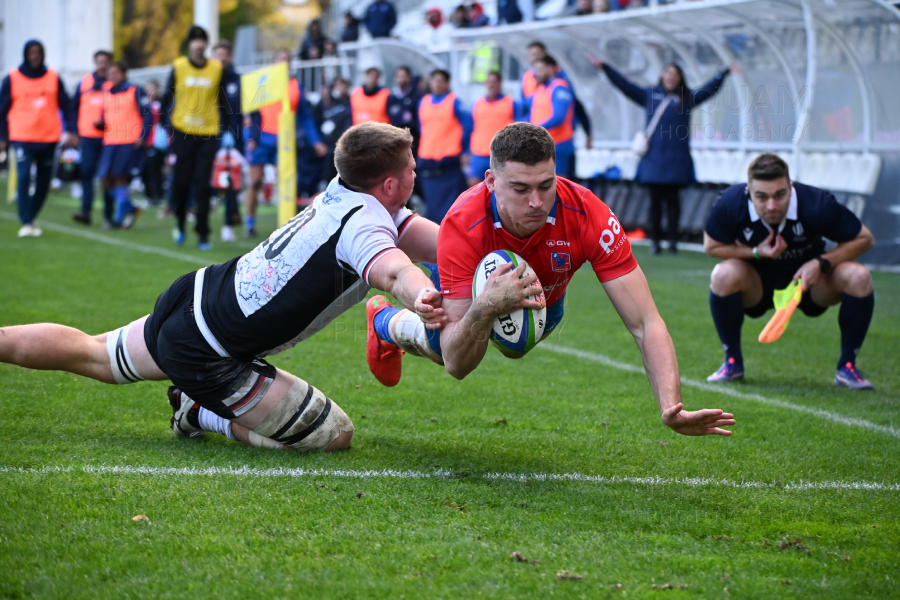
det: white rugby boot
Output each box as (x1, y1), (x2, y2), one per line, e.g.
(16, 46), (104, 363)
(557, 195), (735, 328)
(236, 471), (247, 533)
(167, 386), (205, 438)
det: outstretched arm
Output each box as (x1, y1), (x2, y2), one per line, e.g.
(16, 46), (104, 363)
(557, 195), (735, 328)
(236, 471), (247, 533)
(602, 266), (735, 436)
(689, 68), (729, 108)
(600, 63), (648, 107)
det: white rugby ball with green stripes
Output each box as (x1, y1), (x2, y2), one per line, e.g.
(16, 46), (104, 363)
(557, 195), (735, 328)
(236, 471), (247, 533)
(471, 250), (546, 359)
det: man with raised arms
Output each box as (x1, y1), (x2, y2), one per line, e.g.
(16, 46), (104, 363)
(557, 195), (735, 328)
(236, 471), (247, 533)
(367, 123), (735, 437)
(0, 123), (443, 452)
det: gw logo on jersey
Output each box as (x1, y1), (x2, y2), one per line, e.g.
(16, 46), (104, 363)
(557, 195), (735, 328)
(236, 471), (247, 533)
(550, 251), (571, 272)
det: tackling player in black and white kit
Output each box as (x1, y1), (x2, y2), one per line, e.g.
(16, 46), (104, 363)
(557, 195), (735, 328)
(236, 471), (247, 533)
(0, 123), (446, 451)
(703, 153), (876, 389)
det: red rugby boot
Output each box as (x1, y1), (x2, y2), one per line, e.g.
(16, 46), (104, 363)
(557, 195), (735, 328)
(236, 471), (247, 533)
(366, 295), (403, 387)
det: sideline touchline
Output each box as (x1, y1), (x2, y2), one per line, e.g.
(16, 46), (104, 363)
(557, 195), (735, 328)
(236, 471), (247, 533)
(0, 464), (897, 492)
(2, 209), (896, 440)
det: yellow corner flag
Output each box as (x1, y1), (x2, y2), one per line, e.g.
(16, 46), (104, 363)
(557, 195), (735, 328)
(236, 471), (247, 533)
(240, 62), (289, 114)
(7, 147), (16, 203)
(240, 62), (296, 225)
(759, 278), (803, 344)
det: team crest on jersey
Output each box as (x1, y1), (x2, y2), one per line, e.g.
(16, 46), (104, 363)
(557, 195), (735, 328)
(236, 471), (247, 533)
(792, 222), (804, 237)
(743, 227), (754, 241)
(550, 251), (571, 272)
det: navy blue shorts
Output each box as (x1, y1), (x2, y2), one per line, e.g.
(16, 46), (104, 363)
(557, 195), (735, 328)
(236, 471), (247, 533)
(745, 264), (828, 319)
(248, 134), (278, 166)
(97, 143), (144, 179)
(144, 272), (277, 419)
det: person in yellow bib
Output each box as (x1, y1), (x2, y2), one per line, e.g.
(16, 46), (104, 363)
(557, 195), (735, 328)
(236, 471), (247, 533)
(160, 25), (226, 251)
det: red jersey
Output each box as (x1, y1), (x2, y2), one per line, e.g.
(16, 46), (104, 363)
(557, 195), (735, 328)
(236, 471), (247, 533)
(437, 177), (638, 306)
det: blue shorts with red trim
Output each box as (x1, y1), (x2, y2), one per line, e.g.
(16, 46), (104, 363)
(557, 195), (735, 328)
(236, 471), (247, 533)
(97, 143), (144, 179)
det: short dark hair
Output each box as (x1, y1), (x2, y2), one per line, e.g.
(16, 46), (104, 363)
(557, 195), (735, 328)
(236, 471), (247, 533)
(490, 123), (556, 171)
(395, 65), (411, 77)
(527, 41), (547, 51)
(536, 55), (557, 68)
(487, 70), (501, 80)
(335, 122), (413, 191)
(748, 153), (790, 182)
(109, 60), (128, 74)
(213, 40), (232, 53)
(365, 67), (381, 76)
(93, 50), (112, 61)
(429, 69), (450, 82)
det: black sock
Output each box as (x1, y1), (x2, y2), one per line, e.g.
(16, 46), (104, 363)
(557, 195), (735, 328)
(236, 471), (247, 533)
(710, 290), (744, 365)
(837, 293), (874, 369)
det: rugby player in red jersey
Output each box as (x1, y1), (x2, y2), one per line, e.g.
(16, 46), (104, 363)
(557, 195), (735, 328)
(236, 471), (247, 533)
(368, 123), (735, 436)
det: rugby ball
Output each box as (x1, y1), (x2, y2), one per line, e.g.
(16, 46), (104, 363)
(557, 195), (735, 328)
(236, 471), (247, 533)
(472, 250), (547, 358)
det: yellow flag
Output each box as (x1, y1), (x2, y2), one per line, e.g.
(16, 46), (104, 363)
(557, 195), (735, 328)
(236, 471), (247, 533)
(277, 109), (297, 225)
(7, 147), (16, 203)
(240, 62), (289, 113)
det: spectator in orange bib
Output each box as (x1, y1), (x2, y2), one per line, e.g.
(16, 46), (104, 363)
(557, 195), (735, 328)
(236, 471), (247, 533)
(71, 50), (113, 227)
(350, 67), (391, 125)
(0, 39), (78, 237)
(97, 61), (151, 230)
(466, 70), (523, 187)
(416, 69), (471, 223)
(527, 55), (575, 178)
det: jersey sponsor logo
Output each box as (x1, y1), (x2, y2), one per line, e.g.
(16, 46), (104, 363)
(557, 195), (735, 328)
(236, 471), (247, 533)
(550, 251), (571, 272)
(792, 222), (805, 240)
(546, 240), (570, 247)
(743, 227), (754, 241)
(185, 76), (214, 88)
(226, 82), (238, 96)
(599, 215), (623, 255)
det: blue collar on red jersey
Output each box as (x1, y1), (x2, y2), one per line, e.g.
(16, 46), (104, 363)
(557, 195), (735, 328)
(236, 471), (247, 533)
(490, 192), (558, 229)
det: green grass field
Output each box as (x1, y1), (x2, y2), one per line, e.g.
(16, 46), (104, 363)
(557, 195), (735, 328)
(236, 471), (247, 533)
(1, 187), (898, 599)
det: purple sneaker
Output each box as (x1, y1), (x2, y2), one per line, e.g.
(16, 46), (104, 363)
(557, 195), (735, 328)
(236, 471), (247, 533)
(707, 357), (744, 382)
(834, 363), (874, 390)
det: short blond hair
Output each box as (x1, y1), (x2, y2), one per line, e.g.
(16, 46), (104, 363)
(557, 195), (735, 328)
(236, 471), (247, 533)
(334, 122), (413, 191)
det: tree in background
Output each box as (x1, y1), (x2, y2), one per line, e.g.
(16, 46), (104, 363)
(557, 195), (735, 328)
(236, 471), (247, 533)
(114, 0), (282, 67)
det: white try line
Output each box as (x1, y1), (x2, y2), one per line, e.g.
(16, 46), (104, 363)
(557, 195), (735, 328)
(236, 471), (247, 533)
(0, 464), (897, 492)
(0, 211), (209, 266)
(540, 343), (900, 439)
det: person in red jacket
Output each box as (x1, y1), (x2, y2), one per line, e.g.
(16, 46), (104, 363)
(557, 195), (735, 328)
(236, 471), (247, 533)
(0, 40), (78, 237)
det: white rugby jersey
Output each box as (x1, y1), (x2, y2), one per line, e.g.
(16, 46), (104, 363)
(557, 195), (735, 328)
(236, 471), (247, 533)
(198, 177), (417, 359)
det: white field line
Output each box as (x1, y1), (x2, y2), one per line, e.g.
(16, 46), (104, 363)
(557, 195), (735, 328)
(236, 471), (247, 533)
(0, 464), (897, 492)
(0, 211), (209, 266)
(540, 343), (900, 439)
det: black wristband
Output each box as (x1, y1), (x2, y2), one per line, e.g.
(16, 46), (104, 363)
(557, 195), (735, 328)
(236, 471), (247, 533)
(816, 257), (832, 274)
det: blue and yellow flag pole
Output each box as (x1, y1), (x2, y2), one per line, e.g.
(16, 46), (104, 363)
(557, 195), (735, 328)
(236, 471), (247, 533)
(7, 148), (16, 203)
(240, 61), (296, 226)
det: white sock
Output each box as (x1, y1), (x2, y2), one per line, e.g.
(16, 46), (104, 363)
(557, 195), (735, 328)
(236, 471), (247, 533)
(390, 310), (443, 364)
(198, 407), (238, 442)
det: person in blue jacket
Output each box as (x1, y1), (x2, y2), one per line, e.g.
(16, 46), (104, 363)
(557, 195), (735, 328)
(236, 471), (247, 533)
(364, 0), (397, 38)
(592, 57), (734, 254)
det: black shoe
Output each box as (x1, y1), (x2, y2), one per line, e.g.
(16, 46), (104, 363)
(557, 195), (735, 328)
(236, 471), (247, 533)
(667, 244), (678, 255)
(650, 243), (662, 255)
(72, 212), (91, 226)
